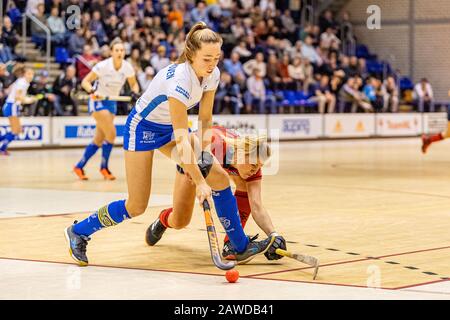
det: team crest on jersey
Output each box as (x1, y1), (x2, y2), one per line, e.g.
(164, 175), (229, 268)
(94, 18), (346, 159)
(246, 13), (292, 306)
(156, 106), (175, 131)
(143, 131), (155, 141)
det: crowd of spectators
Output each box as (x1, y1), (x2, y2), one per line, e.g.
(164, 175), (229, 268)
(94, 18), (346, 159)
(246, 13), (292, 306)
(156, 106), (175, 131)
(0, 0), (437, 116)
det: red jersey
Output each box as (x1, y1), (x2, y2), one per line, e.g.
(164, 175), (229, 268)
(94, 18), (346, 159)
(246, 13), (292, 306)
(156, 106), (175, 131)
(210, 126), (262, 182)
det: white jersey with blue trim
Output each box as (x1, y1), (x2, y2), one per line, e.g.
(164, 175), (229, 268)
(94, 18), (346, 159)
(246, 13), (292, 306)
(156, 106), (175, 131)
(135, 62), (220, 125)
(92, 57), (135, 97)
(6, 77), (30, 104)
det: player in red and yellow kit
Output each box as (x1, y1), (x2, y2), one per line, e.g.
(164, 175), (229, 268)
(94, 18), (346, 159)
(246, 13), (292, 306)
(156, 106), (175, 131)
(145, 125), (286, 261)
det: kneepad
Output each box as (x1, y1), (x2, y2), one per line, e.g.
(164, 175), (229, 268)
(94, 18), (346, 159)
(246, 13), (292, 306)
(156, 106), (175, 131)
(264, 234), (287, 261)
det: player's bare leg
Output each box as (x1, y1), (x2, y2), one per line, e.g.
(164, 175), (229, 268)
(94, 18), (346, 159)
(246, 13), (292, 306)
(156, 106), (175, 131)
(93, 110), (117, 180)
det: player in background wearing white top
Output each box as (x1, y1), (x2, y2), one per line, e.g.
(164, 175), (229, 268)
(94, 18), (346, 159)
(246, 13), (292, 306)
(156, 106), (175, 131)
(64, 22), (275, 267)
(0, 65), (37, 155)
(73, 39), (139, 180)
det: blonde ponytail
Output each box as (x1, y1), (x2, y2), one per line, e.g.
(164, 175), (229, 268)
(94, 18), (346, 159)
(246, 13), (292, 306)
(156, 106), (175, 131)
(177, 22), (222, 64)
(224, 134), (271, 164)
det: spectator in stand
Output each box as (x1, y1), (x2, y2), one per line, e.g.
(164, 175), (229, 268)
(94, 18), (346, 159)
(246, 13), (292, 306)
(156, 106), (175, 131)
(127, 48), (143, 74)
(301, 35), (323, 66)
(382, 75), (399, 112)
(288, 56), (304, 91)
(244, 68), (266, 114)
(232, 40), (252, 62)
(143, 0), (155, 17)
(99, 45), (111, 60)
(320, 27), (341, 50)
(84, 29), (101, 55)
(89, 10), (108, 46)
(311, 74), (336, 114)
(243, 52), (266, 78)
(287, 40), (302, 60)
(231, 18), (246, 40)
(280, 10), (296, 43)
(137, 66), (155, 92)
(2, 17), (19, 54)
(26, 0), (44, 16)
(414, 78), (435, 112)
(118, 0), (139, 19)
(76, 44), (100, 80)
(224, 52), (246, 81)
(68, 28), (86, 56)
(168, 3), (184, 28)
(278, 54), (293, 90)
(191, 1), (211, 25)
(31, 3), (48, 48)
(47, 6), (66, 45)
(266, 53), (282, 90)
(150, 45), (170, 73)
(330, 70), (345, 97)
(105, 15), (121, 41)
(302, 58), (315, 93)
(339, 76), (372, 113)
(347, 56), (360, 77)
(28, 70), (58, 116)
(53, 65), (78, 116)
(319, 9), (336, 33)
(363, 77), (384, 112)
(214, 72), (243, 114)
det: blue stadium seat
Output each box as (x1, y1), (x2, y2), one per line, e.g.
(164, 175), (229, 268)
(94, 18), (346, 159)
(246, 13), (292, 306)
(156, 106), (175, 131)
(55, 47), (74, 64)
(399, 77), (414, 90)
(7, 8), (22, 25)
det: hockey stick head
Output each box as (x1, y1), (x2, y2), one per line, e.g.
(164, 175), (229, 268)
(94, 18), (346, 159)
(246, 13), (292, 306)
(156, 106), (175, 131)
(202, 200), (236, 271)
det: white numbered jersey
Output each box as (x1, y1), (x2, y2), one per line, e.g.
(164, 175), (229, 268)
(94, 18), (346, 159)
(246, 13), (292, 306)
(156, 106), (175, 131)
(6, 77), (30, 104)
(92, 58), (135, 97)
(135, 62), (220, 125)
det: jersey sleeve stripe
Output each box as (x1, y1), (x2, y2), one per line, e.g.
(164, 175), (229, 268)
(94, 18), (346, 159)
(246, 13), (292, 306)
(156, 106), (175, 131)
(139, 94), (168, 118)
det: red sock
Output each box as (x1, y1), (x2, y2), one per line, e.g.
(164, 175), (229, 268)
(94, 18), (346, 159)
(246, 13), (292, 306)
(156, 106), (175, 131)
(159, 208), (173, 228)
(430, 133), (444, 143)
(224, 190), (251, 243)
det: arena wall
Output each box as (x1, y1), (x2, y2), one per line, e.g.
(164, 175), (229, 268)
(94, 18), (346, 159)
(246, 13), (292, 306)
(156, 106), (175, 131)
(342, 0), (450, 101)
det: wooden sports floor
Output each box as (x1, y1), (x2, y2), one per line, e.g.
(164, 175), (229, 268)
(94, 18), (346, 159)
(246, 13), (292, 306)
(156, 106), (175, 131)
(1, 138), (449, 299)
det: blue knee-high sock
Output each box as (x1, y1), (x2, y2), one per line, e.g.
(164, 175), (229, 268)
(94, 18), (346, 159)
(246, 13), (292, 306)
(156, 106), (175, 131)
(212, 187), (249, 253)
(0, 132), (16, 151)
(76, 143), (100, 169)
(101, 142), (113, 169)
(73, 200), (130, 237)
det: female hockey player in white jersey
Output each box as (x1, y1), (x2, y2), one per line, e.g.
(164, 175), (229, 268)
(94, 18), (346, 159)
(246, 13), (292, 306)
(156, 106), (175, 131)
(65, 22), (275, 267)
(73, 39), (139, 180)
(0, 65), (35, 155)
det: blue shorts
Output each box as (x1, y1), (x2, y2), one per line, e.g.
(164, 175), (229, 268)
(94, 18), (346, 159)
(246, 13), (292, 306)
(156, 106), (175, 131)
(123, 108), (174, 151)
(88, 99), (117, 115)
(2, 102), (19, 117)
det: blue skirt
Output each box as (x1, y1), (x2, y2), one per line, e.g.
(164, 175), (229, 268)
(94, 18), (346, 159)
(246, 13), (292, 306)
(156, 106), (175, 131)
(123, 108), (174, 151)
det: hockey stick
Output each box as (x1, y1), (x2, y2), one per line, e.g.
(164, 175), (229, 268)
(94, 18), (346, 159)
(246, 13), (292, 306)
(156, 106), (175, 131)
(90, 95), (132, 102)
(202, 200), (236, 270)
(275, 248), (320, 280)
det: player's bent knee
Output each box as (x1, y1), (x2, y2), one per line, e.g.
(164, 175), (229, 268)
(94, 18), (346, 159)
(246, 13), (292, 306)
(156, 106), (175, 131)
(125, 201), (147, 217)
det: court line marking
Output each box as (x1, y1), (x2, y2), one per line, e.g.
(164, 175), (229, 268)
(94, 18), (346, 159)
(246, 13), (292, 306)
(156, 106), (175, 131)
(283, 182), (450, 200)
(245, 245), (450, 280)
(0, 256), (396, 291)
(401, 289), (450, 297)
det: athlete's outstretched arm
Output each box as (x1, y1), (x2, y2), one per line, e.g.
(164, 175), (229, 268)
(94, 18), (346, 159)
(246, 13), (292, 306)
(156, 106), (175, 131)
(127, 76), (140, 94)
(198, 90), (215, 151)
(169, 97), (211, 203)
(81, 71), (98, 94)
(246, 179), (276, 236)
